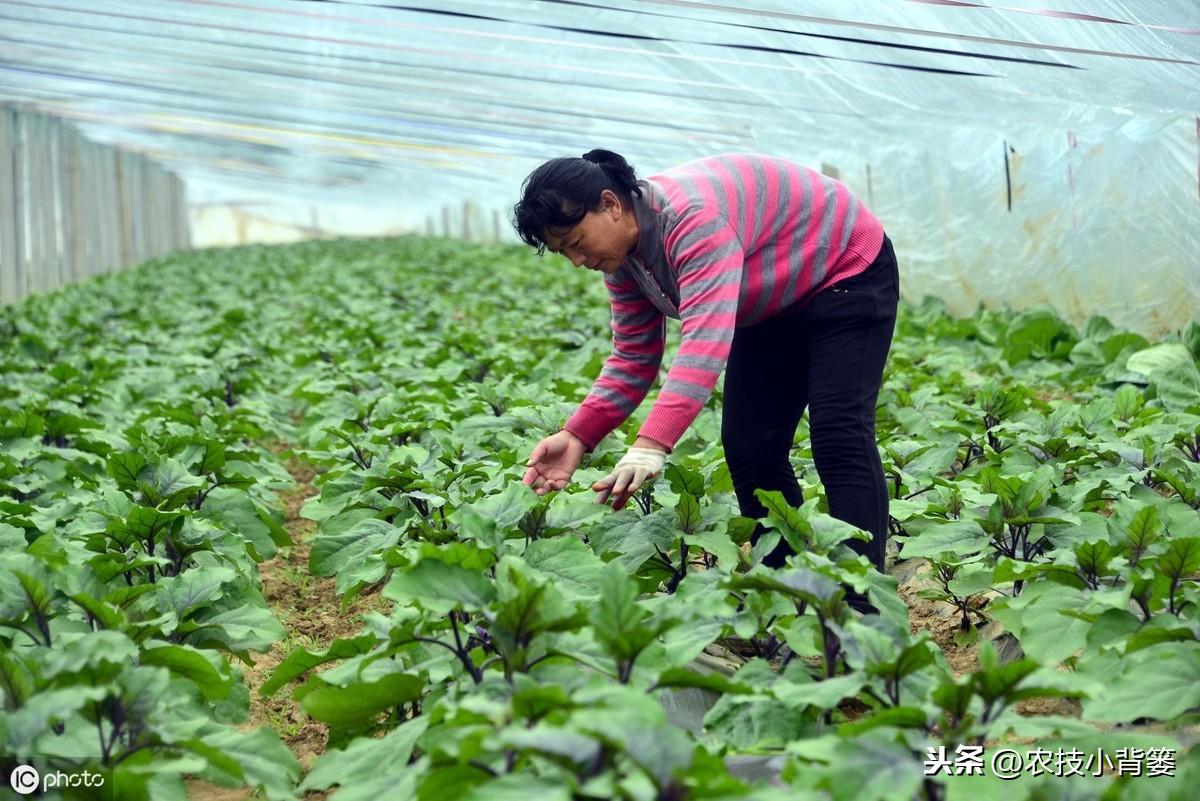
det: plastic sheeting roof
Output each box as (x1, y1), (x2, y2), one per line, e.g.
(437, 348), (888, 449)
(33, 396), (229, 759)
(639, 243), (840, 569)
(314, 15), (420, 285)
(1, 0), (1197, 203)
(3, 1), (1199, 338)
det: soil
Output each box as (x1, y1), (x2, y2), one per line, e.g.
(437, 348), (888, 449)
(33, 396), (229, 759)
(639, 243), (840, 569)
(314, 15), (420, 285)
(895, 561), (982, 677)
(894, 558), (1083, 722)
(185, 443), (384, 801)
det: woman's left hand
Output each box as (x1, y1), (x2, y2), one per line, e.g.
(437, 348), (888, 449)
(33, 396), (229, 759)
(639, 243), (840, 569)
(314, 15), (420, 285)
(593, 438), (669, 509)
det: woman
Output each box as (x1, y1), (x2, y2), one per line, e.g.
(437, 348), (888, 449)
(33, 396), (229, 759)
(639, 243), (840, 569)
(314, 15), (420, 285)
(513, 150), (899, 602)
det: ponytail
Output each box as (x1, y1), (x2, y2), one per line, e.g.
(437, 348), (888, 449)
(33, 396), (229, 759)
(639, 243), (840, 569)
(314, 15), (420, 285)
(580, 149), (641, 200)
(513, 149), (642, 253)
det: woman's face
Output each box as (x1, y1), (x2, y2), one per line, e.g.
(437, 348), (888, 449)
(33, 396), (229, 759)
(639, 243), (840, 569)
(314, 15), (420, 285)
(542, 189), (638, 275)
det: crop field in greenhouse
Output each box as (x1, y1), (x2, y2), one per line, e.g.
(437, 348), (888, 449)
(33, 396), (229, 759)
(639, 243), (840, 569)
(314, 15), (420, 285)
(1, 237), (1198, 801)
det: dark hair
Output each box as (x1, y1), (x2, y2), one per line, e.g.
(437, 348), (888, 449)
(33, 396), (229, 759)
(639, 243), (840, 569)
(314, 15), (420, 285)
(512, 149), (642, 253)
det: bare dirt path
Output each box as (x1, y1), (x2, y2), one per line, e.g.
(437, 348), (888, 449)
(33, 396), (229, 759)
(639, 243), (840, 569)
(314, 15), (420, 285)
(186, 443), (383, 801)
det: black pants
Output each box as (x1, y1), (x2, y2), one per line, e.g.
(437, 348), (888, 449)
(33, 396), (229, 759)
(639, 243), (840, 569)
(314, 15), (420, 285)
(721, 235), (899, 582)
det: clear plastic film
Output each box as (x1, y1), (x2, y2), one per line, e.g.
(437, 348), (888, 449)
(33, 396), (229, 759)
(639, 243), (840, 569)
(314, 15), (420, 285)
(0, 0), (1196, 331)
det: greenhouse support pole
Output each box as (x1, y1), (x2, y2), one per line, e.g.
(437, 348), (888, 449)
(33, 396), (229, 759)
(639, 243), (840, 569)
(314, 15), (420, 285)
(107, 146), (122, 274)
(50, 118), (69, 290)
(175, 174), (191, 250)
(0, 107), (19, 304)
(62, 122), (82, 287)
(89, 141), (110, 278)
(30, 112), (51, 297)
(115, 150), (131, 269)
(38, 114), (58, 294)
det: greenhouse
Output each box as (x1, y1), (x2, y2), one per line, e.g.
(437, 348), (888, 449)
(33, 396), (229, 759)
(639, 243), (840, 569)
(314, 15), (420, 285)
(1, 2), (1198, 800)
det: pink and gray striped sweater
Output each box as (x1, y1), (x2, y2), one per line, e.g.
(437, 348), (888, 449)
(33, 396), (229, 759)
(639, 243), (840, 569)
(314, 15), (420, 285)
(563, 153), (885, 452)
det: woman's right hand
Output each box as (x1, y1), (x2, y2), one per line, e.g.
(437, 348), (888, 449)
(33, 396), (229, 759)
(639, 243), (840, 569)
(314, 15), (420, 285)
(523, 430), (586, 496)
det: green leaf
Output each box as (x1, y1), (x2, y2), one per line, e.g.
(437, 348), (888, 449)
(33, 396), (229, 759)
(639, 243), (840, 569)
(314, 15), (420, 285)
(488, 559), (580, 660)
(1083, 644), (1200, 722)
(727, 567), (841, 608)
(653, 668), (754, 696)
(176, 737), (246, 786)
(1126, 342), (1195, 377)
(589, 562), (664, 664)
(774, 672), (867, 710)
(0, 650), (34, 709)
(945, 564), (995, 597)
(201, 488), (289, 562)
(0, 410), (45, 439)
(309, 517), (400, 577)
(107, 452), (149, 492)
(1185, 320), (1200, 361)
(499, 724), (601, 765)
(837, 705), (928, 736)
(42, 631), (137, 678)
(1158, 537), (1200, 586)
(301, 717), (429, 796)
(649, 619), (724, 673)
(703, 694), (808, 750)
(1113, 383), (1144, 419)
(1127, 343), (1200, 411)
(543, 493), (607, 530)
(1085, 608), (1141, 650)
(1073, 539), (1115, 581)
(1102, 332), (1150, 363)
(971, 646), (1040, 705)
(463, 775), (572, 801)
(450, 505), (503, 551)
(301, 672), (425, 729)
(261, 635), (378, 697)
(1151, 364), (1200, 411)
(460, 482), (538, 532)
(683, 529), (741, 569)
(194, 440), (227, 476)
(1125, 619), (1200, 653)
(417, 766), (492, 801)
(588, 509), (678, 571)
(383, 558), (497, 613)
(5, 686), (108, 752)
(156, 566), (236, 620)
(892, 639), (939, 681)
(0, 522), (25, 551)
(198, 726), (302, 801)
(110, 505), (185, 551)
(1001, 309), (1076, 364)
(726, 516), (757, 546)
(675, 493), (702, 534)
(664, 463), (705, 497)
(625, 723), (694, 789)
(140, 644), (233, 700)
(183, 602), (284, 654)
(756, 489), (810, 553)
(1123, 504), (1162, 561)
(138, 458), (206, 508)
(987, 583), (1094, 665)
(522, 535), (607, 603)
(806, 508), (872, 552)
(819, 736), (926, 801)
(898, 519), (990, 559)
(0, 557), (57, 623)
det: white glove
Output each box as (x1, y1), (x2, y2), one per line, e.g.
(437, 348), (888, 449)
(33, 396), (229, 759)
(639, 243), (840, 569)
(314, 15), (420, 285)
(593, 447), (667, 508)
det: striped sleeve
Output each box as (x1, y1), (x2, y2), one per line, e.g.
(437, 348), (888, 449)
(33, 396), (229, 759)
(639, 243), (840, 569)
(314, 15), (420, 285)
(638, 207), (743, 450)
(562, 269), (666, 450)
